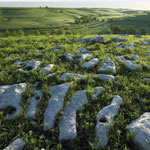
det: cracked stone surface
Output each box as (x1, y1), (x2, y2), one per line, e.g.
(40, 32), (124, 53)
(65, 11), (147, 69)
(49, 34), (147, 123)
(4, 138), (26, 150)
(26, 90), (42, 121)
(98, 58), (116, 73)
(0, 83), (26, 118)
(77, 53), (93, 61)
(59, 90), (87, 140)
(117, 56), (142, 71)
(40, 64), (54, 74)
(77, 47), (90, 53)
(94, 95), (123, 148)
(82, 58), (99, 68)
(128, 112), (150, 150)
(60, 73), (84, 81)
(43, 82), (71, 130)
(92, 87), (105, 100)
(97, 74), (115, 81)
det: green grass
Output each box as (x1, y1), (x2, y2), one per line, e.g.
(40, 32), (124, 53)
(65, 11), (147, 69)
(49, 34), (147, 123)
(0, 34), (150, 149)
(0, 8), (149, 34)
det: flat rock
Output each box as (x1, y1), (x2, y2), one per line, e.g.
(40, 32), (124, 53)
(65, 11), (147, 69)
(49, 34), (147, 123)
(130, 54), (140, 61)
(117, 56), (142, 71)
(95, 95), (123, 147)
(0, 83), (26, 118)
(59, 90), (87, 140)
(111, 37), (127, 42)
(26, 90), (42, 121)
(98, 58), (116, 73)
(92, 87), (105, 99)
(43, 82), (71, 130)
(4, 138), (26, 150)
(41, 64), (54, 74)
(60, 73), (84, 81)
(97, 74), (115, 81)
(82, 58), (99, 68)
(128, 112), (150, 150)
(77, 53), (93, 61)
(77, 47), (90, 53)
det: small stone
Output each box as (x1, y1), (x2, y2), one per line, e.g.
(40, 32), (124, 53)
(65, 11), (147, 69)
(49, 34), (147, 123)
(54, 45), (62, 52)
(14, 60), (22, 65)
(5, 56), (12, 60)
(4, 138), (26, 150)
(77, 47), (90, 53)
(130, 54), (140, 61)
(98, 58), (116, 73)
(128, 112), (150, 150)
(60, 73), (84, 81)
(46, 72), (57, 78)
(92, 87), (105, 99)
(111, 37), (127, 42)
(59, 90), (87, 140)
(43, 82), (71, 130)
(94, 95), (123, 147)
(82, 58), (99, 68)
(143, 78), (150, 82)
(64, 53), (75, 60)
(40, 64), (54, 74)
(134, 35), (142, 38)
(97, 74), (115, 81)
(77, 53), (93, 61)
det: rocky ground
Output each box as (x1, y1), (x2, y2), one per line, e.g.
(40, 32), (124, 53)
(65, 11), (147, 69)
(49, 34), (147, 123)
(0, 34), (150, 150)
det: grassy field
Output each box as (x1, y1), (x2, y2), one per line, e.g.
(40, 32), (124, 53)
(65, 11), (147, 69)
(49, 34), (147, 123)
(0, 8), (150, 34)
(0, 33), (150, 149)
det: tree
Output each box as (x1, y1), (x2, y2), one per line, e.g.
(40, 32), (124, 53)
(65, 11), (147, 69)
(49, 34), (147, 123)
(111, 25), (122, 34)
(127, 26), (137, 34)
(141, 28), (147, 35)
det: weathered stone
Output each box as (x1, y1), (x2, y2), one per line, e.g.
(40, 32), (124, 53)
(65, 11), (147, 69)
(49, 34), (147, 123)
(92, 87), (105, 100)
(94, 95), (123, 147)
(26, 90), (42, 121)
(0, 83), (26, 118)
(41, 64), (54, 74)
(54, 45), (62, 52)
(5, 56), (12, 60)
(82, 58), (99, 68)
(22, 60), (41, 72)
(46, 72), (57, 79)
(77, 47), (90, 53)
(111, 37), (127, 42)
(4, 138), (26, 150)
(64, 53), (75, 60)
(43, 82), (71, 130)
(143, 78), (150, 82)
(98, 58), (116, 73)
(77, 53), (93, 61)
(117, 56), (142, 71)
(128, 112), (150, 150)
(93, 35), (105, 43)
(97, 74), (115, 81)
(134, 35), (142, 38)
(59, 90), (87, 140)
(130, 54), (140, 61)
(60, 73), (84, 81)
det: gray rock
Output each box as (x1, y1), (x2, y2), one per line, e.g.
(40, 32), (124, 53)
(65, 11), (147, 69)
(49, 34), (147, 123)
(21, 60), (41, 72)
(130, 54), (140, 61)
(148, 53), (150, 57)
(117, 56), (142, 71)
(60, 73), (84, 81)
(64, 53), (75, 60)
(40, 64), (54, 74)
(97, 74), (115, 81)
(111, 37), (127, 42)
(59, 90), (87, 140)
(5, 56), (12, 60)
(43, 82), (71, 130)
(32, 81), (39, 88)
(117, 43), (135, 49)
(0, 71), (4, 74)
(148, 47), (150, 51)
(128, 112), (150, 150)
(82, 58), (99, 68)
(54, 45), (62, 52)
(77, 37), (92, 42)
(95, 95), (123, 147)
(77, 53), (93, 61)
(0, 83), (26, 118)
(46, 72), (57, 79)
(92, 87), (105, 100)
(93, 36), (105, 43)
(134, 35), (142, 38)
(14, 60), (22, 65)
(77, 47), (90, 53)
(26, 90), (42, 121)
(98, 58), (116, 73)
(143, 78), (150, 82)
(3, 138), (26, 150)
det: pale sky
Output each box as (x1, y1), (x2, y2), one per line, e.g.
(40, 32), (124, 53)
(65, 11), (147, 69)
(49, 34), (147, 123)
(0, 0), (150, 10)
